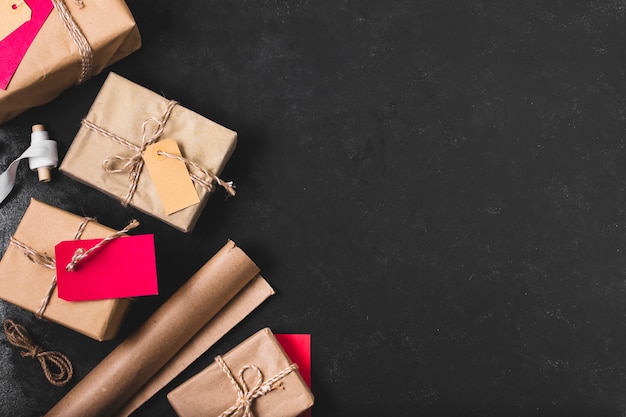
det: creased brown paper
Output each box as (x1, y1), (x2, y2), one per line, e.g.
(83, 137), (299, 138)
(45, 240), (263, 417)
(0, 0), (140, 124)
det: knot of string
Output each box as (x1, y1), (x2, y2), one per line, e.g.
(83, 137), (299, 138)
(83, 100), (178, 206)
(65, 219), (139, 272)
(81, 99), (236, 205)
(157, 150), (236, 197)
(3, 319), (73, 387)
(9, 217), (100, 317)
(215, 355), (298, 417)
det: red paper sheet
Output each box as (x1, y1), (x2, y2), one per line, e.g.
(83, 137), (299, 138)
(276, 334), (312, 417)
(0, 0), (53, 89)
(55, 234), (158, 301)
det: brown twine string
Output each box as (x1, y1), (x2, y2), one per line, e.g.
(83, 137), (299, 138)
(3, 319), (73, 387)
(215, 355), (297, 417)
(157, 150), (236, 197)
(80, 100), (236, 206)
(8, 237), (56, 271)
(8, 217), (96, 317)
(82, 101), (177, 206)
(51, 0), (93, 84)
(65, 219), (139, 272)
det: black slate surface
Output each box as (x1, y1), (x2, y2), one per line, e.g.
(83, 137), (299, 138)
(3, 1), (626, 416)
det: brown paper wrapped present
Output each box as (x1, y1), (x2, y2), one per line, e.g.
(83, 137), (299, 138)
(114, 275), (275, 417)
(60, 72), (237, 233)
(0, 198), (133, 341)
(167, 328), (315, 417)
(45, 240), (266, 417)
(0, 0), (141, 124)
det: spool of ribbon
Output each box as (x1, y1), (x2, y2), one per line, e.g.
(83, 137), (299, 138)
(0, 124), (58, 205)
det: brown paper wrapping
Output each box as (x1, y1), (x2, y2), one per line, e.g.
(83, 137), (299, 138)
(0, 198), (133, 341)
(167, 328), (315, 417)
(0, 0), (141, 124)
(59, 72), (237, 233)
(45, 240), (262, 417)
(113, 275), (275, 417)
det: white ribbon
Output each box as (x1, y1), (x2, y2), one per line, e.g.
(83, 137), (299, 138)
(0, 129), (58, 204)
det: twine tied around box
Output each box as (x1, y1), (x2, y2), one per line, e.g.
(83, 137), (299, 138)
(3, 319), (73, 386)
(65, 219), (138, 272)
(7, 217), (136, 317)
(51, 0), (93, 84)
(214, 355), (298, 417)
(80, 100), (236, 208)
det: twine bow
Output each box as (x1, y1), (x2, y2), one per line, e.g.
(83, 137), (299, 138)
(3, 319), (73, 387)
(215, 355), (298, 417)
(65, 219), (139, 272)
(81, 99), (236, 207)
(8, 217), (135, 317)
(97, 100), (178, 206)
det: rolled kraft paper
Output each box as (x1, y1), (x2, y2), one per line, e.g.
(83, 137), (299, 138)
(113, 275), (275, 417)
(45, 240), (260, 417)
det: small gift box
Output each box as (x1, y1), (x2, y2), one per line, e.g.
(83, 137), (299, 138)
(167, 328), (314, 417)
(0, 0), (141, 124)
(60, 72), (237, 233)
(0, 198), (133, 341)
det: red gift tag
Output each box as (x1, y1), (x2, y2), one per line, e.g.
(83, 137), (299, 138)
(55, 234), (158, 301)
(276, 334), (312, 417)
(0, 0), (54, 89)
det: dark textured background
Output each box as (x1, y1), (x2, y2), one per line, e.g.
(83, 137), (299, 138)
(3, 0), (626, 416)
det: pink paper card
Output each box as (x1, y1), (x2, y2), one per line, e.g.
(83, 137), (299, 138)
(0, 0), (54, 89)
(54, 234), (158, 301)
(276, 334), (312, 417)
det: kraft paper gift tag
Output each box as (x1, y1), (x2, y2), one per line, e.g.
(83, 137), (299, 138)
(60, 72), (237, 233)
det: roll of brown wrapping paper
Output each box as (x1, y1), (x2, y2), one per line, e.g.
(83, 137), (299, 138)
(45, 240), (261, 417)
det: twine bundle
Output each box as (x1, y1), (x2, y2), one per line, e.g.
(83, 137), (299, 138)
(3, 319), (73, 387)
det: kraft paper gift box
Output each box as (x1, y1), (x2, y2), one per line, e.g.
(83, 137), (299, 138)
(167, 328), (314, 417)
(0, 0), (141, 124)
(60, 72), (237, 233)
(45, 240), (274, 417)
(0, 198), (133, 341)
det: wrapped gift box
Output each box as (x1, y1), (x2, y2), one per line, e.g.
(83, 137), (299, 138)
(167, 328), (314, 417)
(60, 72), (237, 233)
(0, 0), (141, 124)
(0, 198), (133, 341)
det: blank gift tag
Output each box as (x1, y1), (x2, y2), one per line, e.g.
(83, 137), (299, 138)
(0, 0), (53, 89)
(142, 138), (201, 215)
(54, 234), (158, 301)
(0, 0), (32, 40)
